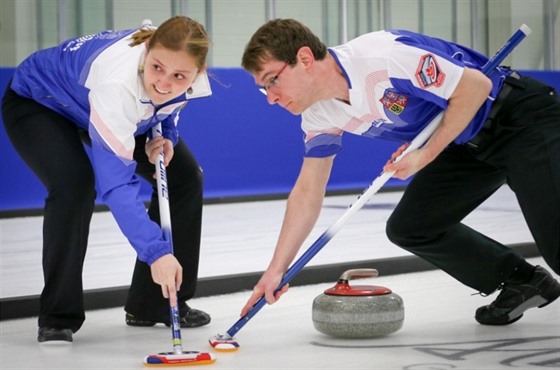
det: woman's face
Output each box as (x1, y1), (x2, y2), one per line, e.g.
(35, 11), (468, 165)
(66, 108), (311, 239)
(142, 45), (201, 105)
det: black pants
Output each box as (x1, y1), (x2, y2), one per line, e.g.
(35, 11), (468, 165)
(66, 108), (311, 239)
(386, 75), (560, 295)
(2, 87), (203, 332)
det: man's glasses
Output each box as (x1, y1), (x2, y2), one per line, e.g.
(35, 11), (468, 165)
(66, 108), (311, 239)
(263, 62), (289, 92)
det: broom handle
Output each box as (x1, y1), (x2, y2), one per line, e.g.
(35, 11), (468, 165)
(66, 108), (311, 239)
(152, 123), (183, 355)
(225, 24), (532, 338)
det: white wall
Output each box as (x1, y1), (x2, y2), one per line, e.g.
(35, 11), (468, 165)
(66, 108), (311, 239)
(0, 0), (558, 69)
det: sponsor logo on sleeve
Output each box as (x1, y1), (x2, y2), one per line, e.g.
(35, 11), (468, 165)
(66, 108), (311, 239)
(415, 54), (445, 88)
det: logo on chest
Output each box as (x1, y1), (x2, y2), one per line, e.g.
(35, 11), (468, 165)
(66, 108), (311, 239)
(416, 54), (446, 88)
(379, 91), (408, 115)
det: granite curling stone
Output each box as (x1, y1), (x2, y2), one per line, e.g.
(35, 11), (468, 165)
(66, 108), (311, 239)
(312, 268), (404, 338)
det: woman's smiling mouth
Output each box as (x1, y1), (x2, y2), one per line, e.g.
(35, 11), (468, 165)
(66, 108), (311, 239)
(154, 85), (171, 94)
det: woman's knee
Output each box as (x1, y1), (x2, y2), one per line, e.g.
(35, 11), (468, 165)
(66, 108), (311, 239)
(173, 163), (203, 192)
(47, 170), (96, 205)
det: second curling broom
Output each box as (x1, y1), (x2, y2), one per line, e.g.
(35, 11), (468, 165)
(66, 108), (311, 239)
(144, 123), (216, 367)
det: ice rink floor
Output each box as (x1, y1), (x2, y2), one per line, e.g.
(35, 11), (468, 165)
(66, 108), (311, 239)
(1, 256), (558, 370)
(1, 186), (559, 369)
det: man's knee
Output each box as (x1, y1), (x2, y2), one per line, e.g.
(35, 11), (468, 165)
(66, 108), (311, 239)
(386, 213), (414, 247)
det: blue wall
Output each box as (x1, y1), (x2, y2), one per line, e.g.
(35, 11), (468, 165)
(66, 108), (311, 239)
(0, 68), (558, 212)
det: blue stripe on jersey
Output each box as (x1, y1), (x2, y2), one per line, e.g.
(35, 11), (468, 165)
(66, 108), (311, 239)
(329, 49), (352, 89)
(389, 29), (489, 68)
(305, 133), (342, 157)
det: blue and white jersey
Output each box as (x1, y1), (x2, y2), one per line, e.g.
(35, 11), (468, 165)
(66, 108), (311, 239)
(302, 29), (511, 157)
(10, 28), (211, 264)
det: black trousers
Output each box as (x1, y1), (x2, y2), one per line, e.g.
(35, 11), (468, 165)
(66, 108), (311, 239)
(2, 87), (203, 332)
(386, 75), (560, 294)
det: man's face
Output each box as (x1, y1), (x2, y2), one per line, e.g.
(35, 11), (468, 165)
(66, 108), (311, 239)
(254, 59), (315, 115)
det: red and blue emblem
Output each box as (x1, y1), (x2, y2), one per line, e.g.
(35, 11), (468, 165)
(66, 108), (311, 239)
(415, 54), (445, 88)
(380, 91), (408, 115)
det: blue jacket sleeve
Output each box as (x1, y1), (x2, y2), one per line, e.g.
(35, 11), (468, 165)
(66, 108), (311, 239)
(89, 129), (171, 265)
(161, 108), (181, 146)
(145, 107), (181, 145)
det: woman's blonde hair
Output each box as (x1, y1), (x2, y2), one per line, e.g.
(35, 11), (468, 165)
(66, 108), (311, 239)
(130, 16), (209, 70)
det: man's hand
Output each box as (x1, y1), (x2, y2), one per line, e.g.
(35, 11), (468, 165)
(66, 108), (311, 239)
(383, 143), (436, 180)
(240, 270), (289, 317)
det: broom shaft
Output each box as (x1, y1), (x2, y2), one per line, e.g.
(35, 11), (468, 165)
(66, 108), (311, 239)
(152, 123), (183, 354)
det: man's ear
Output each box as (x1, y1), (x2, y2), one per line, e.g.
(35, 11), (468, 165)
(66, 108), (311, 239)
(297, 46), (315, 68)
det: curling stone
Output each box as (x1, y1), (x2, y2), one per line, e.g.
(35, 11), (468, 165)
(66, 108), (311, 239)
(312, 268), (404, 338)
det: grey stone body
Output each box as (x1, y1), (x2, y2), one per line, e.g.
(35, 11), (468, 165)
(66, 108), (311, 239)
(312, 292), (404, 338)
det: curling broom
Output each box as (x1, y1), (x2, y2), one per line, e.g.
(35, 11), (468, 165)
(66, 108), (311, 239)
(144, 123), (216, 366)
(209, 24), (532, 352)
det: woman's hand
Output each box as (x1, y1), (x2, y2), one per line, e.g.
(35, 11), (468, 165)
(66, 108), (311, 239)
(150, 253), (183, 307)
(146, 136), (174, 167)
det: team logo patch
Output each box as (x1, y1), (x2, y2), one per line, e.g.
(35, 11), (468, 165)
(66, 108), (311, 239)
(415, 54), (445, 88)
(379, 91), (408, 115)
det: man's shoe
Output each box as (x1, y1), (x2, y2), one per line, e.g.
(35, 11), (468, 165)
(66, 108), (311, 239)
(37, 327), (73, 343)
(475, 266), (560, 325)
(126, 304), (211, 328)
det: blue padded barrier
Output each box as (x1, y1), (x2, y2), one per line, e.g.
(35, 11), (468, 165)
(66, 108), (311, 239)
(0, 67), (558, 212)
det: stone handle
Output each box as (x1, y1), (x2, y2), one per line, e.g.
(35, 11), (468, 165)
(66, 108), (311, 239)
(339, 268), (379, 281)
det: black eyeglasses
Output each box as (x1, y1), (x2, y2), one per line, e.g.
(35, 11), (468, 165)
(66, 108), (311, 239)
(263, 62), (289, 92)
